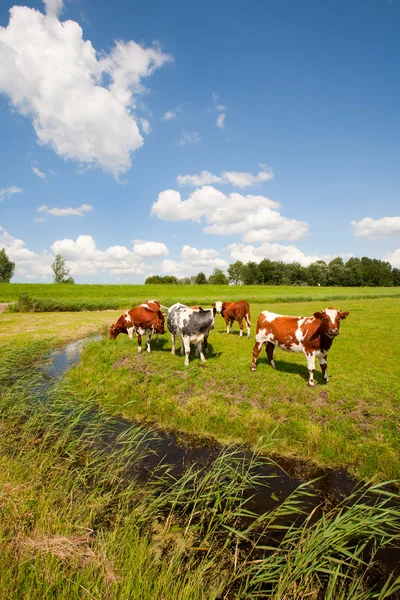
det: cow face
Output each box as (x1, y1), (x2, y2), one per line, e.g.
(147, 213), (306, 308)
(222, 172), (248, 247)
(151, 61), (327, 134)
(109, 323), (120, 340)
(154, 311), (166, 334)
(213, 301), (223, 314)
(313, 308), (349, 338)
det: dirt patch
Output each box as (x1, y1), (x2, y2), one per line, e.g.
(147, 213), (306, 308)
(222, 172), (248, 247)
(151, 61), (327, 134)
(0, 303), (11, 314)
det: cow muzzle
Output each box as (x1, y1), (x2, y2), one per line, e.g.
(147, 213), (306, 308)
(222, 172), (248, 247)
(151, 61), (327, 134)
(328, 329), (339, 337)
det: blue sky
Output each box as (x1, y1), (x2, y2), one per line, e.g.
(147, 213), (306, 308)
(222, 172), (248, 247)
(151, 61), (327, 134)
(0, 0), (399, 282)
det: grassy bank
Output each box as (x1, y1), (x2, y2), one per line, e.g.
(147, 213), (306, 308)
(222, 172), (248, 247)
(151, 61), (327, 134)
(1, 282), (400, 311)
(1, 341), (400, 598)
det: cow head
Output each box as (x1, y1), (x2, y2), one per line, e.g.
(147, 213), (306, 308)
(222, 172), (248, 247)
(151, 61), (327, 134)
(154, 311), (166, 334)
(212, 301), (224, 314)
(109, 323), (120, 340)
(313, 308), (350, 338)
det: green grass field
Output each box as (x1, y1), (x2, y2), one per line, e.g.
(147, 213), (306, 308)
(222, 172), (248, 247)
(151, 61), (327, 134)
(1, 290), (399, 481)
(1, 282), (399, 310)
(1, 289), (400, 598)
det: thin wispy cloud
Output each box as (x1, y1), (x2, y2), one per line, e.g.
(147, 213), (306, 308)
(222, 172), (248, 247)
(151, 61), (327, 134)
(163, 110), (177, 120)
(216, 113), (226, 128)
(32, 166), (47, 180)
(177, 130), (200, 146)
(212, 92), (227, 128)
(177, 164), (274, 188)
(37, 203), (93, 217)
(0, 185), (23, 202)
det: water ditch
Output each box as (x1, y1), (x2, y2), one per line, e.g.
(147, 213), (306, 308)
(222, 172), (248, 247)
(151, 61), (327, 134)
(40, 337), (400, 595)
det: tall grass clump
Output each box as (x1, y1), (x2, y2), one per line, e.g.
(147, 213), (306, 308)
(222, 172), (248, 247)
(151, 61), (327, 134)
(1, 342), (400, 598)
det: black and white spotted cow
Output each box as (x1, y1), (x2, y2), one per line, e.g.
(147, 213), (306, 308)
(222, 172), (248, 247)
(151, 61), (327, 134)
(167, 303), (216, 366)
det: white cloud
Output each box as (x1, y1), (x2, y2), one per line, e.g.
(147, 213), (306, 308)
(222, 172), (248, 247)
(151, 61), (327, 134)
(384, 248), (400, 268)
(177, 170), (224, 187)
(162, 245), (228, 276)
(37, 203), (93, 217)
(32, 166), (47, 180)
(177, 165), (274, 188)
(0, 225), (52, 277)
(0, 2), (172, 179)
(0, 185), (23, 202)
(139, 118), (152, 135)
(352, 216), (400, 239)
(177, 130), (200, 146)
(152, 185), (307, 242)
(132, 239), (169, 258)
(228, 243), (353, 266)
(216, 113), (226, 128)
(163, 110), (177, 120)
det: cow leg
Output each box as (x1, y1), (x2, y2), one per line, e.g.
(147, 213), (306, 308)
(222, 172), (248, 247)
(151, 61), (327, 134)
(319, 356), (329, 383)
(137, 333), (142, 353)
(266, 342), (276, 369)
(196, 341), (206, 362)
(229, 320), (234, 333)
(146, 330), (152, 353)
(224, 317), (230, 334)
(170, 334), (176, 355)
(155, 333), (159, 344)
(180, 336), (184, 355)
(183, 337), (191, 366)
(238, 317), (244, 337)
(246, 316), (251, 338)
(203, 334), (209, 354)
(127, 326), (135, 340)
(250, 340), (264, 372)
(305, 352), (316, 387)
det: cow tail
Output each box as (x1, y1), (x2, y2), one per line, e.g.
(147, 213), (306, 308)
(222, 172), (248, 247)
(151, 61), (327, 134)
(159, 303), (170, 311)
(246, 309), (251, 328)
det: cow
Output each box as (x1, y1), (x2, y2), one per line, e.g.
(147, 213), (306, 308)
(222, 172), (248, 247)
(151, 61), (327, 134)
(213, 300), (251, 338)
(190, 306), (210, 355)
(167, 303), (216, 366)
(250, 307), (349, 387)
(109, 300), (166, 353)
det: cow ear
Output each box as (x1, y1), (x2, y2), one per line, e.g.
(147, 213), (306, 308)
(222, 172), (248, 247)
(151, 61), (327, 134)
(213, 307), (217, 316)
(212, 302), (216, 307)
(313, 311), (324, 319)
(199, 306), (205, 312)
(339, 311), (349, 319)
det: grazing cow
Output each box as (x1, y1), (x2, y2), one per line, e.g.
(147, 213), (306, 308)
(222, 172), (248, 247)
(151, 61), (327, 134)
(213, 301), (251, 338)
(250, 307), (349, 387)
(109, 300), (165, 353)
(167, 303), (216, 366)
(190, 306), (210, 355)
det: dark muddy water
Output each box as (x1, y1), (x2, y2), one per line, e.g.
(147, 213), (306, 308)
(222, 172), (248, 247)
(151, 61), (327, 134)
(42, 338), (400, 595)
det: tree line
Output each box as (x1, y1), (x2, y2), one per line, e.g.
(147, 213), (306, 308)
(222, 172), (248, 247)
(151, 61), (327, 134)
(146, 257), (400, 287)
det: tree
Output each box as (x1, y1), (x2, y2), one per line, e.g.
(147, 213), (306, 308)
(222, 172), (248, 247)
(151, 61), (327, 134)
(195, 272), (207, 284)
(51, 254), (75, 284)
(306, 260), (328, 286)
(208, 268), (228, 285)
(0, 248), (15, 282)
(227, 261), (245, 285)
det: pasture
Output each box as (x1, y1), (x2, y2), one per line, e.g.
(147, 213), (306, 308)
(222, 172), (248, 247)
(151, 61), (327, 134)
(1, 289), (400, 598)
(1, 291), (399, 481)
(1, 282), (400, 310)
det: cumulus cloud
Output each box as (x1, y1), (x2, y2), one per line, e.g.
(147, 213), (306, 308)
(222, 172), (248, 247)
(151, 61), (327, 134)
(0, 185), (23, 202)
(139, 118), (152, 135)
(37, 203), (93, 217)
(228, 243), (353, 267)
(162, 245), (228, 276)
(384, 248), (400, 268)
(0, 225), (52, 277)
(31, 166), (47, 180)
(163, 110), (177, 120)
(177, 130), (200, 146)
(132, 239), (169, 258)
(152, 185), (308, 243)
(352, 216), (400, 239)
(177, 165), (274, 188)
(0, 1), (172, 178)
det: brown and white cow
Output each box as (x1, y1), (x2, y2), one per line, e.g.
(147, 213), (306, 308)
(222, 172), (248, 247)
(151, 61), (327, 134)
(109, 300), (165, 353)
(250, 307), (349, 386)
(213, 300), (251, 338)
